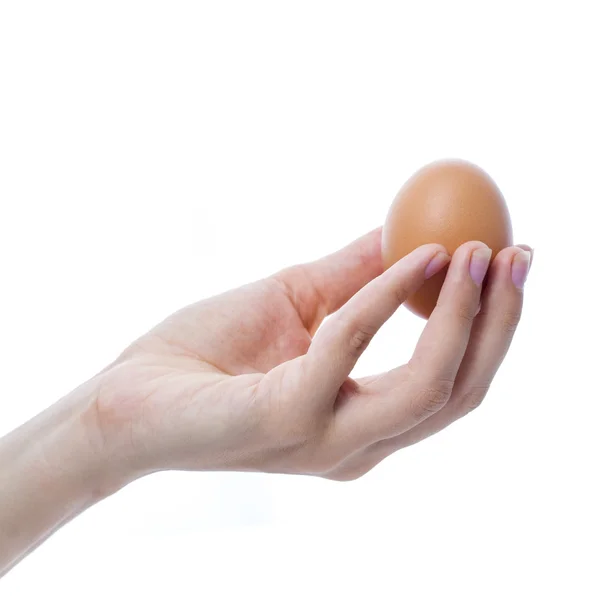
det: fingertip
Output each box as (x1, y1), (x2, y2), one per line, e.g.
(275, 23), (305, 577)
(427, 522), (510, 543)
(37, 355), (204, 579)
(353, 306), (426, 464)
(481, 245), (531, 303)
(419, 242), (449, 255)
(490, 245), (533, 279)
(493, 245), (523, 263)
(354, 227), (383, 256)
(469, 246), (493, 286)
(448, 240), (491, 267)
(456, 240), (490, 253)
(515, 244), (534, 267)
(511, 249), (531, 289)
(422, 242), (450, 260)
(384, 243), (449, 280)
(515, 243), (533, 252)
(425, 250), (451, 279)
(443, 241), (492, 286)
(402, 242), (449, 264)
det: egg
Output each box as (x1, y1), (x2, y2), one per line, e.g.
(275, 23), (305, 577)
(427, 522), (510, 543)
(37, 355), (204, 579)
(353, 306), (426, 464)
(382, 159), (513, 319)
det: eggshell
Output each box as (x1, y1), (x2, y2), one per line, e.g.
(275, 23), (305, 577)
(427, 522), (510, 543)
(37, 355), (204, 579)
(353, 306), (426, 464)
(382, 159), (513, 319)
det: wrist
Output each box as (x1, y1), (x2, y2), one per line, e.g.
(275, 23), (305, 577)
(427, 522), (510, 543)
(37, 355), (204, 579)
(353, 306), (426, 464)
(53, 380), (138, 501)
(0, 384), (131, 575)
(3, 381), (132, 511)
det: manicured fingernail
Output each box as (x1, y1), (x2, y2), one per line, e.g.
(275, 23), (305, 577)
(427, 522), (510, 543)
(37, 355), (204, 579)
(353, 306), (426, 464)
(516, 244), (534, 268)
(425, 252), (451, 279)
(469, 247), (492, 285)
(512, 250), (531, 289)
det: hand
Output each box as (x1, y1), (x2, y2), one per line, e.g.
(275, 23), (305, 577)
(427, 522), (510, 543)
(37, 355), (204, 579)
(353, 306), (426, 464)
(84, 228), (531, 483)
(0, 228), (531, 575)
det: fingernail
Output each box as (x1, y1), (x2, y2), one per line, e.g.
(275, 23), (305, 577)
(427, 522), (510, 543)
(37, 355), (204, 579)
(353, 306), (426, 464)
(425, 252), (451, 279)
(516, 244), (534, 268)
(512, 250), (531, 289)
(469, 247), (492, 285)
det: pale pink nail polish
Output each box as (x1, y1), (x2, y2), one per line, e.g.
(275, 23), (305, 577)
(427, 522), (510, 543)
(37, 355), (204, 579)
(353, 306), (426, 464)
(512, 250), (531, 289)
(425, 252), (450, 279)
(469, 247), (492, 285)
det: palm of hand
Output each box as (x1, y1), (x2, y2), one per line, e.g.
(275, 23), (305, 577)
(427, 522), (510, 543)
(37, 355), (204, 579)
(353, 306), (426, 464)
(163, 278), (315, 376)
(95, 265), (350, 476)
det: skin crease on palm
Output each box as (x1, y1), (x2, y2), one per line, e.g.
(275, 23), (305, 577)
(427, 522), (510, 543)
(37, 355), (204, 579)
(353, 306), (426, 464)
(0, 227), (532, 576)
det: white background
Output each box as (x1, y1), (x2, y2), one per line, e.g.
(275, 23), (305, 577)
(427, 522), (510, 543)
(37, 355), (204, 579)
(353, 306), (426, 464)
(1, 1), (599, 598)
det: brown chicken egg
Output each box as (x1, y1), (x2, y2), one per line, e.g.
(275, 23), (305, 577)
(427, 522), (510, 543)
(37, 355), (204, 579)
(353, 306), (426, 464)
(382, 159), (513, 319)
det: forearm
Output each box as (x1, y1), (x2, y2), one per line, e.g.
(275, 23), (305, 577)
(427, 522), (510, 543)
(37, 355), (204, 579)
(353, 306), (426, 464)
(0, 388), (122, 577)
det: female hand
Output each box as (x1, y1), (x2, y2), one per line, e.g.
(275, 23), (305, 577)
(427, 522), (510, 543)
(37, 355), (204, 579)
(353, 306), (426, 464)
(85, 228), (531, 483)
(0, 228), (531, 575)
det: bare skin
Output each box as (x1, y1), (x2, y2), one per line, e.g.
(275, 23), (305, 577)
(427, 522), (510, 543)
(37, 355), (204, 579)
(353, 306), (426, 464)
(0, 228), (531, 576)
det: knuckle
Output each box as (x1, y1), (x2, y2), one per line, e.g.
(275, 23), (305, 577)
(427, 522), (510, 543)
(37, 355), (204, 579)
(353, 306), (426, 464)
(261, 430), (329, 475)
(302, 434), (363, 477)
(461, 385), (491, 413)
(412, 379), (453, 419)
(279, 426), (345, 475)
(304, 449), (340, 474)
(393, 281), (413, 305)
(327, 468), (367, 482)
(501, 309), (522, 335)
(326, 460), (375, 482)
(456, 302), (476, 325)
(346, 321), (378, 356)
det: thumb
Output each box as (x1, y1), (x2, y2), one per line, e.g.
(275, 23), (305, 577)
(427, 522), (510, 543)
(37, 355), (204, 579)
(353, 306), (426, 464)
(303, 243), (450, 399)
(273, 228), (384, 335)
